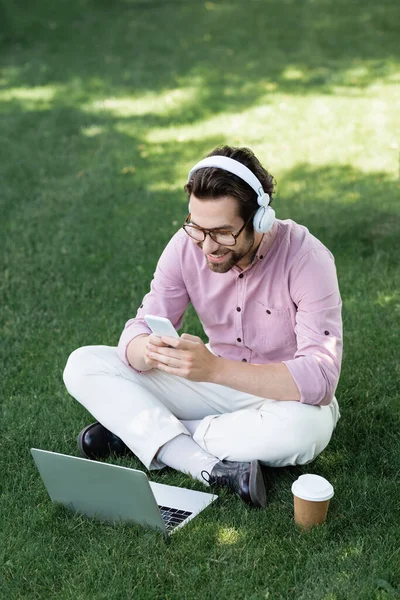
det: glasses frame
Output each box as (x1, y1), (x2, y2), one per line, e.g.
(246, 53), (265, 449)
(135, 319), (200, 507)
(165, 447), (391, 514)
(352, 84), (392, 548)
(182, 213), (254, 247)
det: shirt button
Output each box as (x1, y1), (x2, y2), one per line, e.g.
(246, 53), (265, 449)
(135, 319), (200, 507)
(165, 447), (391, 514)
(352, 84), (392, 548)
(324, 330), (330, 335)
(140, 304), (144, 308)
(236, 307), (241, 312)
(238, 273), (244, 279)
(242, 358), (247, 362)
(237, 338), (241, 343)
(266, 309), (271, 314)
(259, 255), (264, 260)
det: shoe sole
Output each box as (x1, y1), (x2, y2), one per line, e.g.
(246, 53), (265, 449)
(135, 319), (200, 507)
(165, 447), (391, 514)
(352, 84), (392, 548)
(248, 460), (267, 508)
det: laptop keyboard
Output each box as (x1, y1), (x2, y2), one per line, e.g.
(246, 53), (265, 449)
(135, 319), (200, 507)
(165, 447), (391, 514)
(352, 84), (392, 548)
(158, 506), (193, 531)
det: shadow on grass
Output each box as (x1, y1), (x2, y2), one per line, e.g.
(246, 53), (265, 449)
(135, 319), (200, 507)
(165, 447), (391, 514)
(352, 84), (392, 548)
(0, 0), (399, 129)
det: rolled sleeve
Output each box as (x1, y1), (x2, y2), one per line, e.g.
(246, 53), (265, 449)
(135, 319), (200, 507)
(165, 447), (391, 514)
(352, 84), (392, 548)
(117, 232), (190, 366)
(283, 248), (343, 406)
(117, 321), (152, 366)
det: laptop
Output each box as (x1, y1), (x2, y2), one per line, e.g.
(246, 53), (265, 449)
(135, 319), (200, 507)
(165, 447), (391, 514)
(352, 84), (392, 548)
(31, 449), (217, 537)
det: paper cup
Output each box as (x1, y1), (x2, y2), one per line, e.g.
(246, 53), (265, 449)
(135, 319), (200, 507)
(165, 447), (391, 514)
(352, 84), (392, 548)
(291, 474), (334, 529)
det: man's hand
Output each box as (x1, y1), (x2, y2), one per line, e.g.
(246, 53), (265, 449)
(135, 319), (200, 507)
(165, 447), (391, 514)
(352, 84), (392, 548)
(144, 334), (171, 370)
(147, 333), (218, 382)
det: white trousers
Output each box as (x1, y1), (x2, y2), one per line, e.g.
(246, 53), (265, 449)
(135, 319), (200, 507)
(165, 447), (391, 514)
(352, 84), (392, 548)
(63, 345), (340, 471)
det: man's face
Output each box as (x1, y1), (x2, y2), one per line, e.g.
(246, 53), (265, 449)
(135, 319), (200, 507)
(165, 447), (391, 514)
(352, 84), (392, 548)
(188, 194), (256, 273)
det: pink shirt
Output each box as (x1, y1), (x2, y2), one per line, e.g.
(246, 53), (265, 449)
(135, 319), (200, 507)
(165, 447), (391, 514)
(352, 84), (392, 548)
(118, 219), (342, 406)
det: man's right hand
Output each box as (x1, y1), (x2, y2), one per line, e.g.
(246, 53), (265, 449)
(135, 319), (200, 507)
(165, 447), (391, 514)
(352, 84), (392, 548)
(126, 333), (172, 371)
(143, 334), (170, 370)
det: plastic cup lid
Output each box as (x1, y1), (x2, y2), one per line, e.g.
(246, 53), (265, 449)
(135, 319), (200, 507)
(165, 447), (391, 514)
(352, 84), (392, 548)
(291, 474), (334, 502)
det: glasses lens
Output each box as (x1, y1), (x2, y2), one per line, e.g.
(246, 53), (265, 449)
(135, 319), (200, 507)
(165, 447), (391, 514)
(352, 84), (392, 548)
(184, 225), (205, 241)
(212, 232), (236, 246)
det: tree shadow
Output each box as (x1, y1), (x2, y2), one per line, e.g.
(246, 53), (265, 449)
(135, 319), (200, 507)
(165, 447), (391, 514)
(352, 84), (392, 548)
(1, 0), (399, 128)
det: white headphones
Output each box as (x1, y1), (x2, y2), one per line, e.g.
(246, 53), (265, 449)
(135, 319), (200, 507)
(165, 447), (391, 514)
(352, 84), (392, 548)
(187, 155), (275, 233)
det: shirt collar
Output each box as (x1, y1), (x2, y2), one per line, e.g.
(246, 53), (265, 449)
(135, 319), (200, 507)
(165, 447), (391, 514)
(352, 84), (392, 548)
(234, 221), (280, 273)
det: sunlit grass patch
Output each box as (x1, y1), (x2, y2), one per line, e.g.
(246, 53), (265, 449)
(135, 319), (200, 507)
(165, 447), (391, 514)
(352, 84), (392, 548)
(85, 87), (198, 118)
(0, 85), (56, 110)
(216, 526), (243, 546)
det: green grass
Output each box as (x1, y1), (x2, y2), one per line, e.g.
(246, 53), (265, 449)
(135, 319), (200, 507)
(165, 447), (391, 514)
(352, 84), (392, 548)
(1, 0), (400, 598)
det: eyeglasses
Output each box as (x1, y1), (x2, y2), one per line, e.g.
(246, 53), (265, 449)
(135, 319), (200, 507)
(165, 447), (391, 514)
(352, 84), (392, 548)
(182, 213), (253, 247)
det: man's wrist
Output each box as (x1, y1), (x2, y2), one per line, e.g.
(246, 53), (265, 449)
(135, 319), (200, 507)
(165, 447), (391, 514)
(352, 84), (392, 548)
(208, 355), (227, 385)
(126, 334), (152, 371)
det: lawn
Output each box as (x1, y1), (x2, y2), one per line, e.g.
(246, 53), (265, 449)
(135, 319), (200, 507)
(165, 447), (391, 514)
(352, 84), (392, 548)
(1, 0), (400, 598)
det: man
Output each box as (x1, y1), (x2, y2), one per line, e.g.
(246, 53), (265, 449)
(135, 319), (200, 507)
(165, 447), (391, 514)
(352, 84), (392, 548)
(63, 146), (342, 508)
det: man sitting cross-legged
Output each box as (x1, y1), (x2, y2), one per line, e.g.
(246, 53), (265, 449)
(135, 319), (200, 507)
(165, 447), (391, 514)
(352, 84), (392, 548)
(63, 145), (342, 508)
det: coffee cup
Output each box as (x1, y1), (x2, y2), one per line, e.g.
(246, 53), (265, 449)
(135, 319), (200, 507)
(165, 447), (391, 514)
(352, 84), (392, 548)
(291, 474), (334, 529)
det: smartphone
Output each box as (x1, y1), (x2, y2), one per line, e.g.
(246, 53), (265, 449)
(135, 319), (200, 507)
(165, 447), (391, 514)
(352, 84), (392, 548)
(144, 315), (179, 339)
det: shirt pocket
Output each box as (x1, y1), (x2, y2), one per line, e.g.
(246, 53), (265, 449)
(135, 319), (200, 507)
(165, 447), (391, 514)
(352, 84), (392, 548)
(244, 301), (296, 355)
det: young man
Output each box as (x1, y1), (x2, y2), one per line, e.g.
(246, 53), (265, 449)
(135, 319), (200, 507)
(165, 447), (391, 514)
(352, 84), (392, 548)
(63, 146), (342, 508)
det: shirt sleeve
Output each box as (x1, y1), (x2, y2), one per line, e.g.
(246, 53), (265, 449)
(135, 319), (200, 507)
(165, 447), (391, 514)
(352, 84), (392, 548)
(283, 248), (343, 406)
(117, 233), (190, 366)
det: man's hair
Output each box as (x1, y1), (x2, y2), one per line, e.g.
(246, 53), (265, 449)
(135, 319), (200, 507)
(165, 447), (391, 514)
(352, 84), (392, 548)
(184, 145), (276, 231)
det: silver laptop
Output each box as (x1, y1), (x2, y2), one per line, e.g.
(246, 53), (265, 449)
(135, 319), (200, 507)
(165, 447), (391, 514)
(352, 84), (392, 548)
(31, 449), (217, 537)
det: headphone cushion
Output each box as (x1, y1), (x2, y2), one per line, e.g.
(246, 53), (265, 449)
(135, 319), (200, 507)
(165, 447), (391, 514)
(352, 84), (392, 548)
(253, 206), (275, 233)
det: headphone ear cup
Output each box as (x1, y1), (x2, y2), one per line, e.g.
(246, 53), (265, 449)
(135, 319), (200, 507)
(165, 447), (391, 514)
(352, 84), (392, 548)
(253, 206), (275, 233)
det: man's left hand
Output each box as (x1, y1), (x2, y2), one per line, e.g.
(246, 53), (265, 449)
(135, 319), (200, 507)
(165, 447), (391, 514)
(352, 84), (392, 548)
(147, 333), (218, 382)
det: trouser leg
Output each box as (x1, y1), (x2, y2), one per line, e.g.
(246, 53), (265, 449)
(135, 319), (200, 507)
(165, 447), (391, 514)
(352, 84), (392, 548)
(63, 345), (189, 469)
(193, 397), (340, 466)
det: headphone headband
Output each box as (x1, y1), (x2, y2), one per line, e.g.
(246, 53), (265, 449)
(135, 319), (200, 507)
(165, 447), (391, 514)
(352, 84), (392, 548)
(188, 156), (267, 202)
(187, 155), (275, 233)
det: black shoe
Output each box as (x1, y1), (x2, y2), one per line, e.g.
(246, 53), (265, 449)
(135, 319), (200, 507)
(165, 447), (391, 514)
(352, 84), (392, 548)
(203, 460), (267, 508)
(77, 422), (132, 460)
